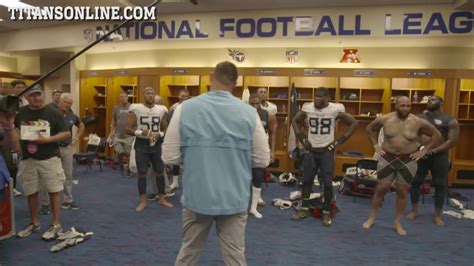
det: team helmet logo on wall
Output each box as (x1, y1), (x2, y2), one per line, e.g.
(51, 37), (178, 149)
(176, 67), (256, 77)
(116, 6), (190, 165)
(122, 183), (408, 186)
(227, 49), (246, 63)
(285, 50), (298, 64)
(340, 49), (361, 63)
(83, 28), (93, 43)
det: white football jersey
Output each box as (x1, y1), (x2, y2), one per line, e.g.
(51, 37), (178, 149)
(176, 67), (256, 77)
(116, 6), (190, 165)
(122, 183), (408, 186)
(129, 103), (168, 136)
(302, 102), (345, 148)
(261, 101), (278, 116)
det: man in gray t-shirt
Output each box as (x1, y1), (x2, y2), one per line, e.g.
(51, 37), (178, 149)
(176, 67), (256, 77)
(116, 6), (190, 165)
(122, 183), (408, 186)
(110, 91), (134, 175)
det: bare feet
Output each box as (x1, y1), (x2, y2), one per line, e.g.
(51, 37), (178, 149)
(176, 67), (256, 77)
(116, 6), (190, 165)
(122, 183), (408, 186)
(362, 218), (375, 229)
(135, 201), (147, 212)
(393, 223), (407, 236)
(433, 216), (445, 226)
(407, 211), (417, 220)
(158, 198), (173, 208)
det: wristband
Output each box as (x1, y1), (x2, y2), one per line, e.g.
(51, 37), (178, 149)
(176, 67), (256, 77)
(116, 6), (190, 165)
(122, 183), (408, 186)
(159, 132), (165, 138)
(337, 136), (347, 145)
(73, 137), (78, 141)
(134, 129), (143, 137)
(373, 144), (380, 150)
(2, 124), (15, 130)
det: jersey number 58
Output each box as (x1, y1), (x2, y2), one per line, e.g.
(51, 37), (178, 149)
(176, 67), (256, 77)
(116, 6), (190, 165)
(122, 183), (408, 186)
(140, 116), (160, 132)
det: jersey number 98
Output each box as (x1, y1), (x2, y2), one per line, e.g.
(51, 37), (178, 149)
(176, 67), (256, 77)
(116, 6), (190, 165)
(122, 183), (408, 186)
(309, 118), (331, 135)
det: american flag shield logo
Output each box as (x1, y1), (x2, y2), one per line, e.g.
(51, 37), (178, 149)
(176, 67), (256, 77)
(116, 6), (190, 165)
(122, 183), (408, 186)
(286, 50), (298, 64)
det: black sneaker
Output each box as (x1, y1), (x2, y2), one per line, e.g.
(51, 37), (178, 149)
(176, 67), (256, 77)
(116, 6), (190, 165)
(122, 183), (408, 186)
(322, 211), (332, 226)
(17, 223), (41, 238)
(39, 205), (50, 215)
(69, 202), (80, 210)
(291, 209), (309, 221)
(147, 194), (158, 201)
(61, 202), (71, 209)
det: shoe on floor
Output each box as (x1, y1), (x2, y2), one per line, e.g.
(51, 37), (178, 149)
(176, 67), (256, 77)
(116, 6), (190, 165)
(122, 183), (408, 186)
(322, 211), (332, 226)
(17, 223), (41, 238)
(291, 209), (309, 221)
(42, 224), (63, 241)
(69, 202), (80, 210)
(14, 189), (22, 197)
(147, 194), (159, 201)
(63, 202), (80, 210)
(164, 191), (175, 197)
(39, 205), (51, 215)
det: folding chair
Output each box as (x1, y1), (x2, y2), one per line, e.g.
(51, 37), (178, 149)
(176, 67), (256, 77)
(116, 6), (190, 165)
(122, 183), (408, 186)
(73, 136), (105, 173)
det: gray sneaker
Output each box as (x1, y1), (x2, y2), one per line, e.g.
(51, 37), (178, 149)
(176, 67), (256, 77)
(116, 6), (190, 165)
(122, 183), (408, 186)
(164, 191), (175, 198)
(42, 224), (63, 241)
(17, 223), (41, 238)
(39, 205), (50, 215)
(322, 211), (332, 226)
(69, 202), (80, 210)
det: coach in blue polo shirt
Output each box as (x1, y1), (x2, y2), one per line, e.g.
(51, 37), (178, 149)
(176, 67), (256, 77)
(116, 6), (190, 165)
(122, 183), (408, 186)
(162, 61), (270, 265)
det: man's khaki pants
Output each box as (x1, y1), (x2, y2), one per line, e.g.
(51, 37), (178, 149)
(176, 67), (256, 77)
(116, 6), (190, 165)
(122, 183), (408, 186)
(175, 208), (248, 266)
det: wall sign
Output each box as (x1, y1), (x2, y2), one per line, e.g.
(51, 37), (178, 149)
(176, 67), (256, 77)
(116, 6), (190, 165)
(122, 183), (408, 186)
(228, 49), (246, 63)
(171, 69), (188, 74)
(256, 69), (277, 75)
(285, 50), (298, 64)
(304, 69), (325, 76)
(89, 10), (473, 42)
(115, 70), (128, 75)
(408, 71), (432, 77)
(340, 49), (361, 63)
(353, 70), (377, 76)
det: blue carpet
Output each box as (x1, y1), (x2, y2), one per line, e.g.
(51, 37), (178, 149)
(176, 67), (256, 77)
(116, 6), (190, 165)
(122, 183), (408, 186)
(1, 166), (473, 265)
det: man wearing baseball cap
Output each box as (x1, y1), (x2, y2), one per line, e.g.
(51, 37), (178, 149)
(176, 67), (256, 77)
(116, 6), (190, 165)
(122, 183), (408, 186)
(14, 85), (70, 240)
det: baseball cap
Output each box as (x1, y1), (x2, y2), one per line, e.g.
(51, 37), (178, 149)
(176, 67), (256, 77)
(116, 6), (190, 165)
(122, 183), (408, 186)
(26, 85), (43, 96)
(52, 89), (62, 94)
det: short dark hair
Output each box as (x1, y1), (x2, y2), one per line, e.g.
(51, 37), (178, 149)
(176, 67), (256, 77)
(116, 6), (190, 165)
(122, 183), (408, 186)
(249, 94), (262, 101)
(314, 87), (330, 97)
(11, 80), (26, 87)
(214, 61), (238, 86)
(432, 95), (444, 103)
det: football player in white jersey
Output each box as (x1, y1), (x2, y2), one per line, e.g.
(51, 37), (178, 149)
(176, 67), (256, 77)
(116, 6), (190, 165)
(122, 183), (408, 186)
(291, 87), (358, 226)
(126, 87), (173, 212)
(257, 87), (278, 116)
